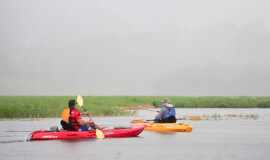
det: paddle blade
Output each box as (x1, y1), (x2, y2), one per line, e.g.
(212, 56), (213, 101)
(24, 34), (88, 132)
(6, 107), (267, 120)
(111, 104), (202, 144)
(130, 119), (146, 123)
(187, 117), (201, 121)
(77, 95), (83, 107)
(96, 129), (104, 139)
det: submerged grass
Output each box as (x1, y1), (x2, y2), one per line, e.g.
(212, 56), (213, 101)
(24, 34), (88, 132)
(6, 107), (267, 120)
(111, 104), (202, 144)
(202, 113), (259, 120)
(0, 96), (269, 119)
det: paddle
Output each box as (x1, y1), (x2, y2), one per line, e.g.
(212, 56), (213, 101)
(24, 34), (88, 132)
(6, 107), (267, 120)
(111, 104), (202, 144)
(130, 117), (201, 123)
(143, 109), (159, 112)
(77, 95), (104, 139)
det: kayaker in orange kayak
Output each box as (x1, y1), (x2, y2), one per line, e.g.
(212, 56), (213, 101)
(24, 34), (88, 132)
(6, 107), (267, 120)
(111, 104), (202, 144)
(61, 100), (101, 131)
(154, 98), (177, 123)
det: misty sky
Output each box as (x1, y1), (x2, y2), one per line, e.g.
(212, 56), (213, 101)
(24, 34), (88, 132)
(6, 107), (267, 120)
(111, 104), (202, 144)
(0, 0), (270, 96)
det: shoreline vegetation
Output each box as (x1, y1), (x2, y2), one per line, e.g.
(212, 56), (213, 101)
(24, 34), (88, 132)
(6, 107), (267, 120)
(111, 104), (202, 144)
(0, 96), (269, 119)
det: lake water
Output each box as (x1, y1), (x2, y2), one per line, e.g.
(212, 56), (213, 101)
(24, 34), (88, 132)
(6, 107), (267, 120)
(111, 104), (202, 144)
(0, 108), (269, 160)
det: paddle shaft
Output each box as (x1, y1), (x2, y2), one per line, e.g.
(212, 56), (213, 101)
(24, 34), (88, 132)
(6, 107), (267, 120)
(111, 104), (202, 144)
(149, 117), (201, 121)
(81, 105), (92, 119)
(145, 118), (186, 121)
(144, 109), (158, 112)
(80, 105), (97, 130)
(76, 95), (104, 138)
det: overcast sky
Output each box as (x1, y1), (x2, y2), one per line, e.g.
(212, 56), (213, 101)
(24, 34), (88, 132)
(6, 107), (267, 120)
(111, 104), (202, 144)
(0, 0), (270, 96)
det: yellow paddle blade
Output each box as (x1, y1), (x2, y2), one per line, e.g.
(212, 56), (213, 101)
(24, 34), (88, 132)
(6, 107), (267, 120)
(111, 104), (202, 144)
(77, 95), (83, 107)
(96, 129), (104, 139)
(130, 119), (146, 123)
(187, 117), (201, 121)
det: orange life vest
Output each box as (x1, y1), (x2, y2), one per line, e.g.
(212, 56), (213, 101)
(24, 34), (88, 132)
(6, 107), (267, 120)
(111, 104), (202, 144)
(61, 108), (78, 131)
(62, 108), (71, 124)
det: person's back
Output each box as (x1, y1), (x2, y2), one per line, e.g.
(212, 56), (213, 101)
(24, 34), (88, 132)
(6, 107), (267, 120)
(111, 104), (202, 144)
(162, 104), (176, 123)
(61, 100), (81, 131)
(155, 98), (176, 123)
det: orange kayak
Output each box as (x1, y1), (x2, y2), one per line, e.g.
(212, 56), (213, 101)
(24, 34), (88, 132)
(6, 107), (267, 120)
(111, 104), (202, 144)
(135, 123), (193, 132)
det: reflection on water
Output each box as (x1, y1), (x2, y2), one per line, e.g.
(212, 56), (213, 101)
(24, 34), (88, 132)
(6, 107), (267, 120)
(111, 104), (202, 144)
(0, 108), (270, 160)
(0, 140), (25, 143)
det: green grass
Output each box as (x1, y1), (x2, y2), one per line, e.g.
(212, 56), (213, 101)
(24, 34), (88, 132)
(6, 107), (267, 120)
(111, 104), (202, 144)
(0, 96), (270, 119)
(170, 96), (270, 108)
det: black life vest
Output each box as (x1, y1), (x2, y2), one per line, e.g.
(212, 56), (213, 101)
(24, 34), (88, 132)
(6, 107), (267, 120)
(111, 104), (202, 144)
(61, 107), (79, 131)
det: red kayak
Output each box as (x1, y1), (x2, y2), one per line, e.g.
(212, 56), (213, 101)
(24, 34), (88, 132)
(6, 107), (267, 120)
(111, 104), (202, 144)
(27, 125), (146, 141)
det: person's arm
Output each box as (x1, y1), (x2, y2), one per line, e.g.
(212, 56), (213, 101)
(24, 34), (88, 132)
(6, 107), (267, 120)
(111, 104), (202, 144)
(77, 119), (92, 126)
(80, 111), (89, 116)
(77, 119), (87, 126)
(74, 110), (90, 126)
(155, 107), (166, 120)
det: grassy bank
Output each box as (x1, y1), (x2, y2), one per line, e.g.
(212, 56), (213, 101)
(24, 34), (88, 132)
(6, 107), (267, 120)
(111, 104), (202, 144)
(0, 96), (270, 119)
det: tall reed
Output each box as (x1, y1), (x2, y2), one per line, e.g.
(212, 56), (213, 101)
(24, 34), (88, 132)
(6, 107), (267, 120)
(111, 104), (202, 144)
(0, 96), (269, 119)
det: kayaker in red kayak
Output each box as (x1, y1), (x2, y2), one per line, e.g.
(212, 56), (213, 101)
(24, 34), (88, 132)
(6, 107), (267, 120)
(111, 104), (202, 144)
(61, 100), (101, 131)
(154, 98), (177, 123)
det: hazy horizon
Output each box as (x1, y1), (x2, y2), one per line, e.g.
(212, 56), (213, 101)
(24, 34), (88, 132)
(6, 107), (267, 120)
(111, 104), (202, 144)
(0, 0), (270, 96)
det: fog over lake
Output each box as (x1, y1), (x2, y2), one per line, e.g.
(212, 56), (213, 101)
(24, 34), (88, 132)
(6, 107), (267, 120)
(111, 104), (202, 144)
(0, 0), (270, 96)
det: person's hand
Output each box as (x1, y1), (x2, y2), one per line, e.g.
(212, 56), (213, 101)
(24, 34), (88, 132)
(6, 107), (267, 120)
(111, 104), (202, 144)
(89, 120), (94, 124)
(84, 111), (89, 116)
